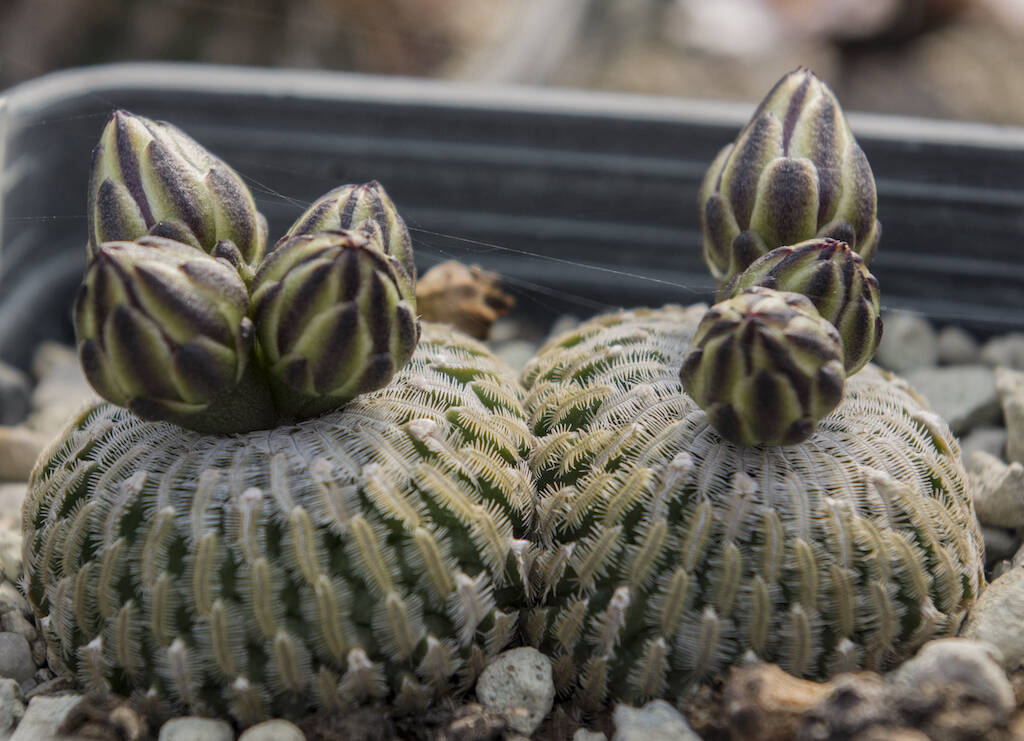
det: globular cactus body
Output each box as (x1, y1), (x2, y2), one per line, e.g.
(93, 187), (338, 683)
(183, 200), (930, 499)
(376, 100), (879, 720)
(522, 306), (983, 709)
(24, 323), (536, 721)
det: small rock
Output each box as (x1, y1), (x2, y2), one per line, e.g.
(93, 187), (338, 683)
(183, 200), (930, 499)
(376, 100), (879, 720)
(548, 315), (581, 339)
(937, 325), (980, 366)
(962, 565), (1024, 670)
(0, 678), (24, 736)
(852, 728), (930, 741)
(10, 693), (83, 741)
(960, 425), (1008, 459)
(488, 318), (526, 345)
(0, 427), (47, 482)
(982, 333), (1024, 370)
(239, 718), (307, 741)
(903, 365), (998, 434)
(30, 640), (45, 667)
(475, 647), (554, 735)
(493, 340), (539, 373)
(158, 716), (234, 741)
(891, 638), (1015, 719)
(0, 583), (27, 615)
(1015, 541), (1024, 567)
(1, 611), (36, 644)
(612, 699), (700, 741)
(0, 633), (35, 684)
(981, 526), (1020, 565)
(574, 729), (607, 741)
(798, 673), (894, 739)
(27, 356), (97, 440)
(875, 312), (938, 373)
(0, 363), (31, 426)
(30, 342), (76, 381)
(966, 451), (1024, 527)
(996, 368), (1024, 464)
(724, 663), (833, 741)
(0, 529), (23, 582)
(58, 694), (146, 741)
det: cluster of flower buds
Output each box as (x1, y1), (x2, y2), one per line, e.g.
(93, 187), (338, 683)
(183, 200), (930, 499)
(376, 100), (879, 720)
(685, 69), (884, 446)
(75, 111), (419, 433)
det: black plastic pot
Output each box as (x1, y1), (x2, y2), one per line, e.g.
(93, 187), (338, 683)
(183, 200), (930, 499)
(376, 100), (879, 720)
(2, 62), (1024, 371)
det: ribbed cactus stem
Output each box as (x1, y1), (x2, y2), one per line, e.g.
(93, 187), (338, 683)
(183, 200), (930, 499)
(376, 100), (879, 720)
(522, 306), (983, 707)
(24, 323), (537, 721)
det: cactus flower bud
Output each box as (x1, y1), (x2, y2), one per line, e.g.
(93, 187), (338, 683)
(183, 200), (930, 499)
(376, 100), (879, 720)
(250, 229), (420, 420)
(726, 238), (882, 375)
(680, 287), (845, 446)
(699, 68), (880, 288)
(87, 110), (268, 272)
(280, 181), (415, 284)
(74, 236), (275, 433)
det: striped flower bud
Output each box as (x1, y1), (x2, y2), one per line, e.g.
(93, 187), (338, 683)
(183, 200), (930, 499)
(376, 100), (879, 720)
(250, 229), (420, 420)
(699, 68), (880, 288)
(680, 287), (845, 446)
(280, 181), (415, 286)
(74, 237), (275, 433)
(87, 110), (268, 272)
(726, 238), (882, 375)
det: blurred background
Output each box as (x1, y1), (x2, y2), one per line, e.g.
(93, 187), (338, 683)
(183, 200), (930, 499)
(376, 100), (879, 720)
(3, 0), (1024, 124)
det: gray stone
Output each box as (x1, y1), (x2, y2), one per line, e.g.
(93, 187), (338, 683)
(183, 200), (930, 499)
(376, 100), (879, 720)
(0, 584), (27, 615)
(27, 357), (97, 439)
(961, 565), (1024, 670)
(0, 677), (24, 736)
(966, 451), (1024, 527)
(981, 526), (1020, 565)
(612, 699), (701, 741)
(892, 638), (1015, 718)
(549, 315), (581, 339)
(0, 633), (34, 684)
(9, 693), (83, 741)
(0, 363), (31, 426)
(574, 729), (608, 741)
(475, 647), (554, 735)
(0, 427), (47, 483)
(996, 368), (1024, 464)
(875, 312), (938, 373)
(902, 365), (998, 434)
(937, 325), (980, 366)
(238, 719), (306, 741)
(1015, 540), (1024, 567)
(488, 318), (526, 344)
(0, 529), (22, 583)
(30, 342), (76, 381)
(494, 340), (540, 373)
(1, 611), (35, 644)
(960, 425), (1007, 459)
(158, 716), (235, 741)
(981, 333), (1024, 370)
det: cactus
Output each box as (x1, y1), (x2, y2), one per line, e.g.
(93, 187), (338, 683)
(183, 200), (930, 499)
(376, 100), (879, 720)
(679, 287), (846, 446)
(725, 238), (882, 376)
(522, 306), (984, 709)
(27, 110), (540, 722)
(23, 322), (537, 721)
(87, 110), (268, 274)
(699, 68), (881, 288)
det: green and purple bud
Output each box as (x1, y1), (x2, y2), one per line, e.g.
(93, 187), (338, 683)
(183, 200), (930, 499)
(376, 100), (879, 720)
(279, 181), (415, 284)
(680, 287), (845, 446)
(250, 229), (420, 420)
(87, 110), (268, 273)
(699, 68), (880, 288)
(726, 238), (882, 375)
(74, 237), (275, 433)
